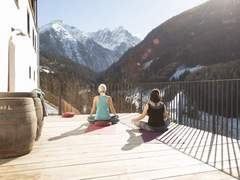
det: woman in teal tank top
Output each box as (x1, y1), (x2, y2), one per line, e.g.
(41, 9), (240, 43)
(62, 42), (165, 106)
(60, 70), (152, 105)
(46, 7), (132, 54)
(95, 95), (111, 120)
(89, 84), (119, 124)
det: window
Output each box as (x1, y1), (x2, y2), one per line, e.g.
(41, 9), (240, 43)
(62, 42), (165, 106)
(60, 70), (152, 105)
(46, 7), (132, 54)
(27, 11), (30, 36)
(29, 66), (31, 79)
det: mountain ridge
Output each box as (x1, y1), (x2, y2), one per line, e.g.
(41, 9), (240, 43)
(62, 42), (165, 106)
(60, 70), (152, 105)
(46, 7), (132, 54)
(39, 21), (141, 72)
(104, 0), (240, 82)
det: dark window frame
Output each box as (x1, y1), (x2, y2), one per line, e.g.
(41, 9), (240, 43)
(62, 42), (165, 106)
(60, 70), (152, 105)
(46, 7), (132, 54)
(32, 29), (35, 48)
(28, 0), (37, 25)
(14, 0), (19, 8)
(35, 35), (37, 51)
(33, 70), (36, 81)
(27, 11), (30, 37)
(29, 66), (32, 79)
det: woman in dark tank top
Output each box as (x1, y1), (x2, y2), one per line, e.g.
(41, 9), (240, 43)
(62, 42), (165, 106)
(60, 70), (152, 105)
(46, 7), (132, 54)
(147, 101), (165, 127)
(132, 89), (170, 132)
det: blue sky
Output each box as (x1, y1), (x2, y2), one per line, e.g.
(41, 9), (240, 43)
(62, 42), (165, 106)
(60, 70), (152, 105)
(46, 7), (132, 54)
(39, 0), (208, 38)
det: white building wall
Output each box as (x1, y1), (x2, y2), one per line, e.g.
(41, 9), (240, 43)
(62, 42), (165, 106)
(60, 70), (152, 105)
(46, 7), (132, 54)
(0, 0), (38, 92)
(0, 1), (14, 92)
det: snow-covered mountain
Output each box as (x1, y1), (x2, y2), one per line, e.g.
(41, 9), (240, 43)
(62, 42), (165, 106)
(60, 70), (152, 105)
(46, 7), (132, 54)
(39, 20), (141, 72)
(89, 26), (140, 53)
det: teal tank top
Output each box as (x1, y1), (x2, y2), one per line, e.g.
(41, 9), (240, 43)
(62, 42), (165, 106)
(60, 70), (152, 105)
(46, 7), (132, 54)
(95, 96), (111, 120)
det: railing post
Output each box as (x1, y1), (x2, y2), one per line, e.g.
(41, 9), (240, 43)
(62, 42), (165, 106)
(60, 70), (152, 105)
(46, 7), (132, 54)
(58, 83), (62, 115)
(212, 81), (216, 134)
(130, 84), (133, 113)
(179, 82), (183, 124)
(237, 80), (239, 139)
(225, 81), (229, 137)
(216, 80), (219, 135)
(140, 89), (143, 113)
(230, 80), (234, 138)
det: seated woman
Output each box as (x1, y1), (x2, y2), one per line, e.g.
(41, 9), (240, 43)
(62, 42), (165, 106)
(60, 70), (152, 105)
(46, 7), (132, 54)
(132, 89), (170, 132)
(88, 84), (119, 125)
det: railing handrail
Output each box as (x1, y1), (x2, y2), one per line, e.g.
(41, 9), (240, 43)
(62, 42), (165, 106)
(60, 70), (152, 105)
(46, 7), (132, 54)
(133, 78), (240, 85)
(41, 79), (239, 140)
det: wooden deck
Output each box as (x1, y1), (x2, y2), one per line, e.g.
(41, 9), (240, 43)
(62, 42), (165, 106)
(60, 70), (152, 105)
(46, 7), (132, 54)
(0, 114), (239, 180)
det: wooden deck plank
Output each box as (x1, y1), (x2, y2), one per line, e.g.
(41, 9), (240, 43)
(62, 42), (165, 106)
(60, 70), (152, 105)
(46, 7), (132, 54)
(0, 114), (238, 180)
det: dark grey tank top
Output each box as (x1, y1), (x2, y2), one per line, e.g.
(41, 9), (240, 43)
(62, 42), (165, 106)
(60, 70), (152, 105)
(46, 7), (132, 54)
(147, 102), (165, 127)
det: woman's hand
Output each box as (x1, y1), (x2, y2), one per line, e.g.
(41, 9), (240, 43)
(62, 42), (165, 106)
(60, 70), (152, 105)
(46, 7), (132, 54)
(108, 97), (117, 115)
(131, 104), (149, 124)
(164, 110), (170, 120)
(131, 118), (138, 124)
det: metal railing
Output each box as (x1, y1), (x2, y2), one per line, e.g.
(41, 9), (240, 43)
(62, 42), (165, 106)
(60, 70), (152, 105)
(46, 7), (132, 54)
(43, 79), (240, 139)
(133, 79), (240, 140)
(42, 79), (240, 178)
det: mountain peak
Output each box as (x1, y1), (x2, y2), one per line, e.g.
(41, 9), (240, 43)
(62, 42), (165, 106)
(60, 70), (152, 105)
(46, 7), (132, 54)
(51, 19), (64, 25)
(101, 28), (111, 32)
(40, 20), (65, 33)
(89, 27), (141, 50)
(114, 26), (125, 31)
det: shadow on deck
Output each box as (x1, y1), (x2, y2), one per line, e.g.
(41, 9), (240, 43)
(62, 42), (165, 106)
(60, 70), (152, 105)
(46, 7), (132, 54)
(157, 124), (240, 178)
(0, 114), (239, 180)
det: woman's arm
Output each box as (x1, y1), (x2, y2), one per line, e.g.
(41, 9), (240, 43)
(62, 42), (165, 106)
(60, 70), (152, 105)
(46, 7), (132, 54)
(163, 104), (169, 120)
(89, 96), (97, 116)
(132, 104), (149, 123)
(108, 97), (117, 115)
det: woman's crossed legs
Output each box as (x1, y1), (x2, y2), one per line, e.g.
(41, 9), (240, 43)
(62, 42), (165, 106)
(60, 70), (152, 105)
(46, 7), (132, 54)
(87, 115), (120, 124)
(134, 119), (170, 132)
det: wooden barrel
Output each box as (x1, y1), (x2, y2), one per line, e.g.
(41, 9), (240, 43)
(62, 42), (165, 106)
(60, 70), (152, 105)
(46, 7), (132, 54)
(34, 98), (44, 141)
(0, 98), (37, 158)
(0, 92), (44, 141)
